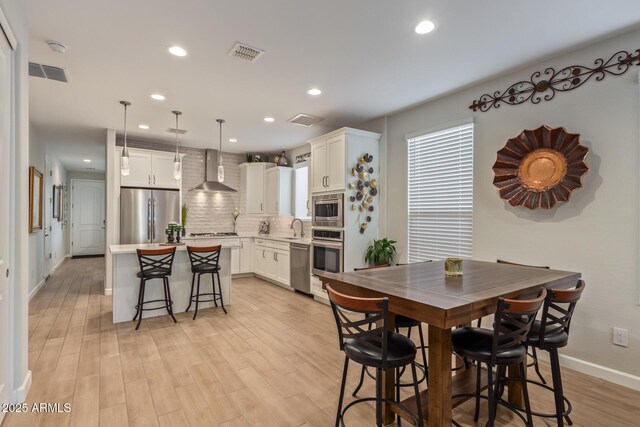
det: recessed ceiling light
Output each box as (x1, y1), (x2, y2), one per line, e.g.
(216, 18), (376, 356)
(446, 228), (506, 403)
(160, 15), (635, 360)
(229, 138), (237, 143)
(168, 46), (187, 57)
(83, 159), (91, 163)
(150, 93), (165, 101)
(415, 20), (436, 35)
(264, 117), (275, 123)
(138, 124), (150, 130)
(307, 88), (322, 96)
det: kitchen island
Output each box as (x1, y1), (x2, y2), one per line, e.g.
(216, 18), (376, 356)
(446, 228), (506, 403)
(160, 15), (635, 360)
(109, 239), (240, 324)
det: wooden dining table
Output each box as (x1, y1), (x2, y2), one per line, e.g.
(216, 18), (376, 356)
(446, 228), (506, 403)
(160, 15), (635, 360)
(318, 260), (581, 426)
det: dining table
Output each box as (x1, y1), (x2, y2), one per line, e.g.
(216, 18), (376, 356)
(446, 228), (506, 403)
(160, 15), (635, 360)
(318, 260), (581, 426)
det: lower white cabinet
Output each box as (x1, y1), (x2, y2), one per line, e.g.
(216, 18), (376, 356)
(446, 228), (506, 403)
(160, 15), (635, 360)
(231, 247), (240, 274)
(231, 238), (253, 275)
(252, 238), (290, 287)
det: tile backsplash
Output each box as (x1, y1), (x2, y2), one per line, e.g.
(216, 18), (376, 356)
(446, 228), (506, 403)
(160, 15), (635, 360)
(119, 139), (310, 236)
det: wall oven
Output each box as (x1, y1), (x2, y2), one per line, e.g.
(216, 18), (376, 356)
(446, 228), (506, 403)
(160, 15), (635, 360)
(312, 193), (343, 228)
(312, 229), (343, 275)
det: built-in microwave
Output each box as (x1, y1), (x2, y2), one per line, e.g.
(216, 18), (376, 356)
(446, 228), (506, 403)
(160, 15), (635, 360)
(312, 193), (343, 228)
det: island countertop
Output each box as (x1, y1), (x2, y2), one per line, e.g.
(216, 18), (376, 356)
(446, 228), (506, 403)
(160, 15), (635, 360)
(109, 239), (241, 254)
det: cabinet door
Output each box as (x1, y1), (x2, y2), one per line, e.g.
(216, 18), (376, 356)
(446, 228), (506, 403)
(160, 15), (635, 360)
(263, 249), (277, 280)
(231, 247), (240, 274)
(254, 246), (266, 276)
(152, 153), (181, 189)
(275, 250), (290, 286)
(310, 141), (327, 193)
(326, 135), (345, 191)
(245, 165), (265, 214)
(265, 168), (279, 214)
(121, 151), (152, 187)
(240, 238), (252, 273)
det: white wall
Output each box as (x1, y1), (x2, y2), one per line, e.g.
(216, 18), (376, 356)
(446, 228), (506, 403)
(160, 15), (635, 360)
(28, 125), (69, 295)
(382, 28), (640, 377)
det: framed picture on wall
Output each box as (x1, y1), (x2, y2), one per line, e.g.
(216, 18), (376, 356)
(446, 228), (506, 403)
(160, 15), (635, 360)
(58, 185), (64, 222)
(52, 184), (60, 219)
(29, 166), (43, 233)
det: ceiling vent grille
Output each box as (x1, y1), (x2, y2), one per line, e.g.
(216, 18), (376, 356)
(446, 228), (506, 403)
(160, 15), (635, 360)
(287, 113), (324, 127)
(28, 62), (68, 82)
(167, 128), (187, 135)
(228, 42), (264, 62)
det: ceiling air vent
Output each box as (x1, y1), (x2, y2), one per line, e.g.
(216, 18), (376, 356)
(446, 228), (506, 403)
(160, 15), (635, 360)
(28, 62), (68, 82)
(287, 113), (324, 127)
(167, 128), (187, 135)
(228, 42), (264, 63)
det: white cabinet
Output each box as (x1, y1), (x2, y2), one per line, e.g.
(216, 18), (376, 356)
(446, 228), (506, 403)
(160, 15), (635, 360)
(252, 238), (290, 287)
(240, 163), (274, 214)
(310, 134), (345, 193)
(231, 238), (252, 275)
(231, 247), (240, 274)
(266, 167), (294, 215)
(119, 148), (182, 189)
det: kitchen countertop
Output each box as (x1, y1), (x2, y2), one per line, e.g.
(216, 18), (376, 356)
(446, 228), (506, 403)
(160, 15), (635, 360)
(109, 240), (241, 254)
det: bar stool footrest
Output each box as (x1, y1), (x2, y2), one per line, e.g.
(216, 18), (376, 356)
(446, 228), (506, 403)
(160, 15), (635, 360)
(339, 396), (421, 427)
(135, 299), (174, 312)
(451, 393), (530, 427)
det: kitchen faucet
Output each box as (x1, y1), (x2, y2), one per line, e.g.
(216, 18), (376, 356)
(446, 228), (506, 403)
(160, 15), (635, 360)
(290, 218), (305, 238)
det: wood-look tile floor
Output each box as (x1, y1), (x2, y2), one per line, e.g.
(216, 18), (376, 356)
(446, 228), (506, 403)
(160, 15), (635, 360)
(3, 257), (640, 426)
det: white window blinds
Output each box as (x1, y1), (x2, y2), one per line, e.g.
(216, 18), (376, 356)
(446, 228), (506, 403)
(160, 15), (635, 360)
(407, 122), (473, 262)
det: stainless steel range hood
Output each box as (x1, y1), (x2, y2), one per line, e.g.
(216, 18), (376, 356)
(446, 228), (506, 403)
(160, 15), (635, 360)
(190, 149), (237, 192)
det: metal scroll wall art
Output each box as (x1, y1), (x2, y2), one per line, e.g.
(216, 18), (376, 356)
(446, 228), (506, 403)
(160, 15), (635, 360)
(470, 48), (640, 112)
(348, 153), (377, 233)
(492, 125), (589, 210)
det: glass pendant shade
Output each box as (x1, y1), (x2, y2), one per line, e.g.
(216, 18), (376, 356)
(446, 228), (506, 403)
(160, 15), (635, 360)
(216, 119), (225, 183)
(173, 153), (182, 180)
(120, 100), (131, 176)
(218, 164), (225, 182)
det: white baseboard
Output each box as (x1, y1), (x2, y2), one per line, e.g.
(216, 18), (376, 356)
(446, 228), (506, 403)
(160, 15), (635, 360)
(537, 351), (640, 391)
(104, 288), (112, 296)
(28, 279), (45, 301)
(13, 370), (32, 403)
(51, 255), (68, 273)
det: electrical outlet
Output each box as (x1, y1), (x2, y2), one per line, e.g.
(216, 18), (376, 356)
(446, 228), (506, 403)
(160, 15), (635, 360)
(613, 327), (629, 347)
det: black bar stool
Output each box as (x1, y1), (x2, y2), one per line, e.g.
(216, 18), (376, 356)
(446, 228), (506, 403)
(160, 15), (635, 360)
(327, 285), (424, 427)
(451, 288), (547, 427)
(524, 280), (585, 426)
(133, 247), (177, 330)
(186, 245), (226, 319)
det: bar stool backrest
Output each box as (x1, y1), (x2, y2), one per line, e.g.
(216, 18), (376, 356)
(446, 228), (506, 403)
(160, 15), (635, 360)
(326, 285), (389, 366)
(136, 247), (176, 276)
(537, 280), (585, 349)
(492, 288), (547, 365)
(186, 245), (221, 270)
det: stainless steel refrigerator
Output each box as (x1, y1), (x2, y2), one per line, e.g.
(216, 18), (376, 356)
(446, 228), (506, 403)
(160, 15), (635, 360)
(120, 188), (180, 244)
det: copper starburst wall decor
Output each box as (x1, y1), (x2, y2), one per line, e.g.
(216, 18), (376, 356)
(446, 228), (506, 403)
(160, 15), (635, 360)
(492, 125), (589, 209)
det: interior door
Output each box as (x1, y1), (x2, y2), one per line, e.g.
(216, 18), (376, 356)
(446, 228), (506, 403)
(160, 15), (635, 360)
(0, 28), (13, 421)
(72, 180), (105, 255)
(44, 154), (52, 274)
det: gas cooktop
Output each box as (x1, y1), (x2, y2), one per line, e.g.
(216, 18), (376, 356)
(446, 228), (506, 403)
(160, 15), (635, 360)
(188, 232), (238, 237)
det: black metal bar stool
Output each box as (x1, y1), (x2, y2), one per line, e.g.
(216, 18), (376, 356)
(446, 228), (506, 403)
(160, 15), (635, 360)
(522, 280), (585, 427)
(451, 288), (547, 427)
(133, 247), (177, 330)
(186, 245), (226, 319)
(327, 285), (424, 427)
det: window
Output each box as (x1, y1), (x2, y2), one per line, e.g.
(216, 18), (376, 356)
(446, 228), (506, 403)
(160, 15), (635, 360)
(407, 122), (473, 262)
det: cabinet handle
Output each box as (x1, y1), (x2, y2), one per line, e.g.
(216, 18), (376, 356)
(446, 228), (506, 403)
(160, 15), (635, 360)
(276, 201), (279, 211)
(148, 175), (151, 185)
(153, 175), (156, 185)
(241, 241), (244, 249)
(322, 176), (326, 187)
(262, 250), (266, 258)
(326, 175), (329, 187)
(261, 202), (263, 211)
(273, 252), (277, 261)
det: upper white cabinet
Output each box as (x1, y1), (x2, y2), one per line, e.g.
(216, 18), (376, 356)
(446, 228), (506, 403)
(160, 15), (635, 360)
(119, 148), (182, 189)
(265, 167), (294, 215)
(240, 163), (274, 214)
(309, 128), (380, 194)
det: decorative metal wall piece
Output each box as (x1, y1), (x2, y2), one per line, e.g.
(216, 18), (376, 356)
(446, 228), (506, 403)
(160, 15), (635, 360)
(470, 48), (640, 112)
(348, 153), (376, 233)
(492, 125), (589, 209)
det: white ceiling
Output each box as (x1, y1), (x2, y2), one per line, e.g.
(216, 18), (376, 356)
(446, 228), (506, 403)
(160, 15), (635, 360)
(26, 0), (640, 172)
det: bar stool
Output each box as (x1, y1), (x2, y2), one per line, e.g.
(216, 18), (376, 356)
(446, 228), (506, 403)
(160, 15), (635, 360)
(133, 247), (177, 330)
(186, 245), (226, 319)
(350, 265), (428, 397)
(451, 288), (547, 427)
(524, 280), (585, 427)
(327, 285), (424, 427)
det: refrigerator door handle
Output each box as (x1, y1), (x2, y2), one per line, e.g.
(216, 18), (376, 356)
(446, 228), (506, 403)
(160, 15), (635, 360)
(147, 198), (152, 240)
(152, 199), (157, 240)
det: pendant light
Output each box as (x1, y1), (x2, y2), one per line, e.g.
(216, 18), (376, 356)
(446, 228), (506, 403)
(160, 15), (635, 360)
(216, 119), (225, 183)
(120, 100), (131, 176)
(172, 110), (182, 180)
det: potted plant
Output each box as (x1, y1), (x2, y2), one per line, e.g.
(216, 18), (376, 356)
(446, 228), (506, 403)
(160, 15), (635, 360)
(365, 238), (397, 266)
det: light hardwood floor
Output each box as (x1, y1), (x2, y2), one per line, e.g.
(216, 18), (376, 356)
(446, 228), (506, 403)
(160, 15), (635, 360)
(2, 257), (640, 426)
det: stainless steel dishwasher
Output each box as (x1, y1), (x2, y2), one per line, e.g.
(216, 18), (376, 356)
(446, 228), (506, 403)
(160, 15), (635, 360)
(290, 243), (311, 294)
